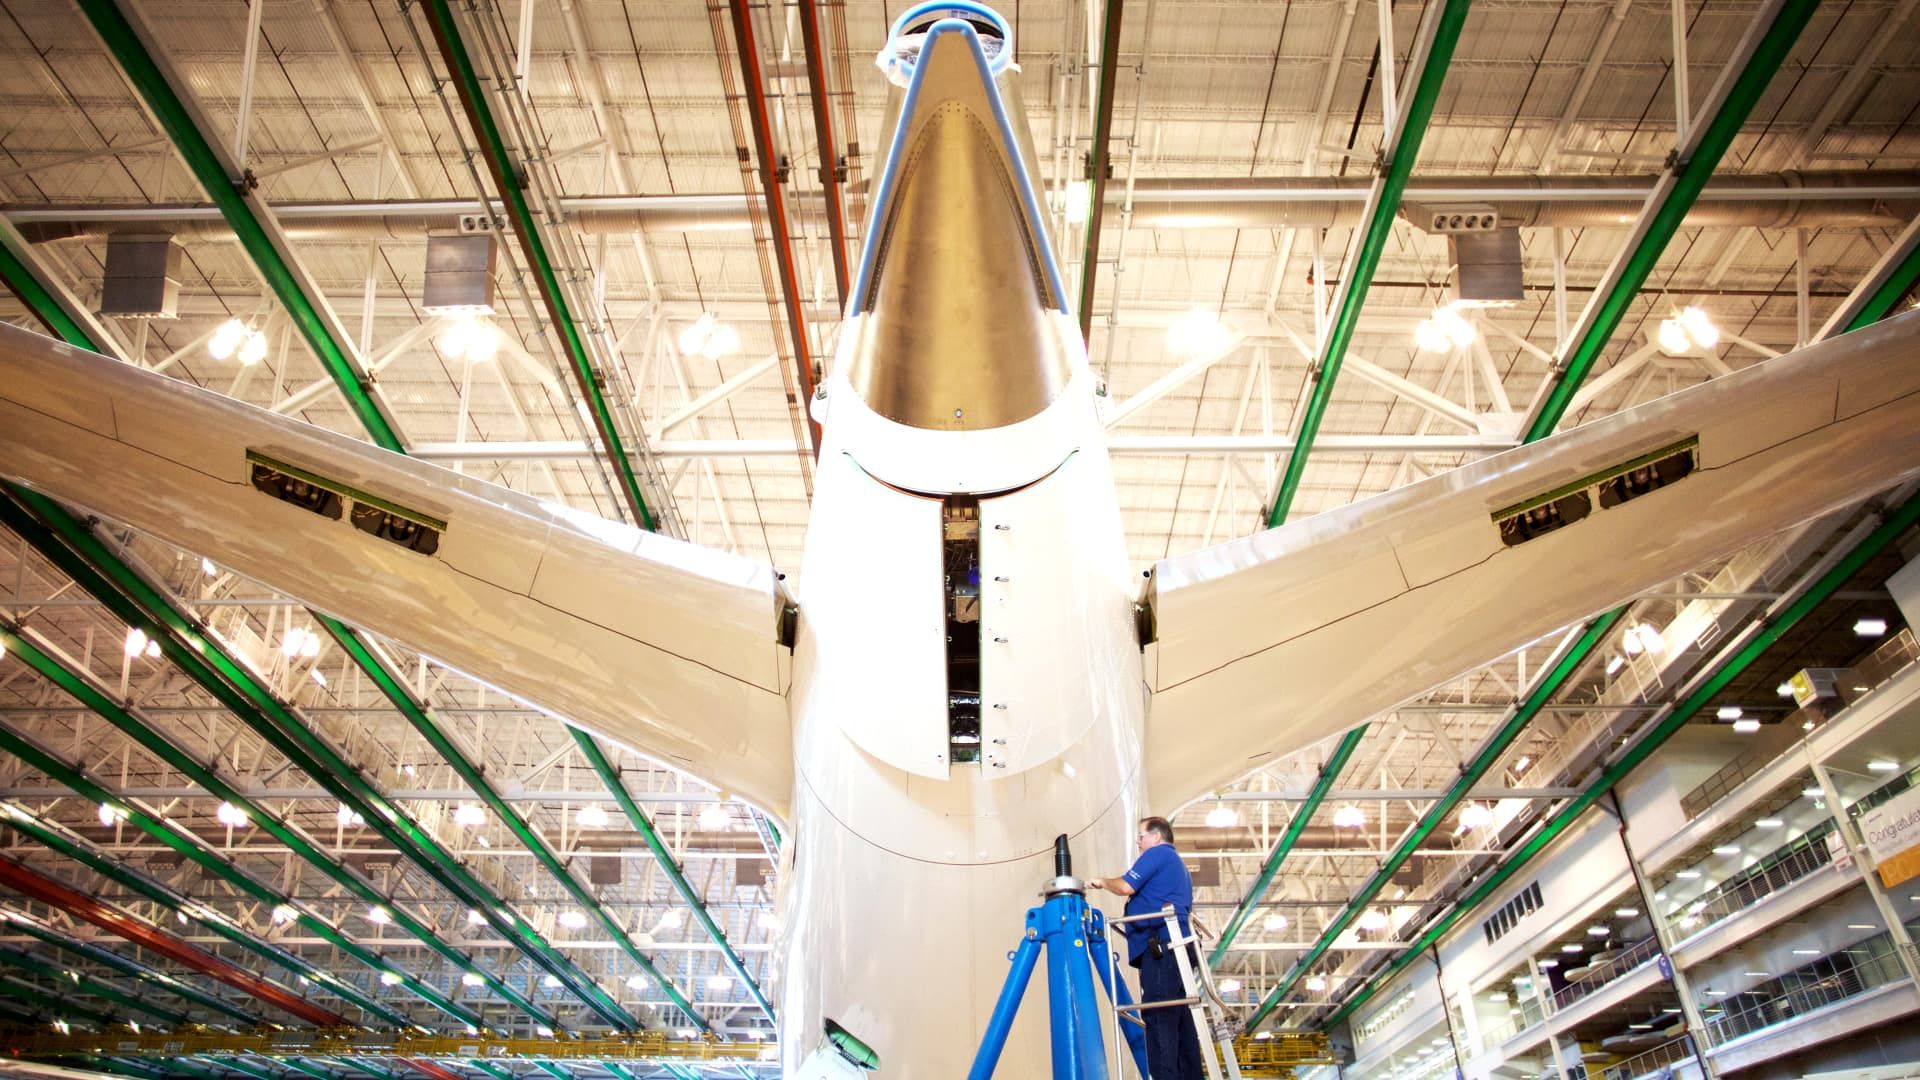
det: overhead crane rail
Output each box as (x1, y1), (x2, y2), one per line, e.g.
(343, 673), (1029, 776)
(0, 1027), (773, 1067)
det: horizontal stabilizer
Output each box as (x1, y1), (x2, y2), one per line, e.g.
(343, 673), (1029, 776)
(1144, 311), (1920, 811)
(0, 324), (795, 815)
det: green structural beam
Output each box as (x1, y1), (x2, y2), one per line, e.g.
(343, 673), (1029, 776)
(1265, 0), (1473, 527)
(1310, 185), (1913, 1032)
(0, 944), (190, 1026)
(573, 730), (776, 1023)
(0, 492), (636, 1029)
(319, 617), (711, 1033)
(0, 648), (462, 1028)
(0, 982), (116, 1028)
(1523, 0), (1819, 440)
(1835, 216), (1920, 335)
(1326, 485), (1920, 1027)
(1209, 726), (1369, 965)
(1244, 612), (1623, 1028)
(72, 0), (402, 451)
(415, 0), (656, 529)
(0, 914), (259, 1028)
(0, 199), (627, 1031)
(1076, 0), (1126, 341)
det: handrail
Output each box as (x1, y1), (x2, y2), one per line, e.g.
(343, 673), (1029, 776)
(1681, 628), (1917, 819)
(1601, 1034), (1696, 1080)
(1677, 830), (1834, 934)
(1551, 935), (1662, 1010)
(1701, 933), (1913, 1046)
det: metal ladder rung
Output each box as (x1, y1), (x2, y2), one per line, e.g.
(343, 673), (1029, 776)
(1115, 996), (1202, 1012)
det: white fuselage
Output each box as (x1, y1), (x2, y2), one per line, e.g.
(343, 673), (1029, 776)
(780, 308), (1144, 1075)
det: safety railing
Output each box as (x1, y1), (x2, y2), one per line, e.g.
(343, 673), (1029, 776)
(1478, 992), (1547, 1049)
(1600, 1034), (1696, 1080)
(1679, 628), (1916, 819)
(1678, 830), (1834, 932)
(1551, 935), (1662, 1011)
(1701, 934), (1912, 1047)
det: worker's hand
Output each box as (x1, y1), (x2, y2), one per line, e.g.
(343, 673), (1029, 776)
(1087, 880), (1103, 890)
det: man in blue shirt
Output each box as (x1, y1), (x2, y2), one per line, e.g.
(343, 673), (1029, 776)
(1090, 816), (1203, 1079)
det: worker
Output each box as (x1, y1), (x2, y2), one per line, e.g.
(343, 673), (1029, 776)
(1090, 815), (1203, 1079)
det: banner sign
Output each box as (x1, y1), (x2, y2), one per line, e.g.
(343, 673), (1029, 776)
(1859, 784), (1920, 887)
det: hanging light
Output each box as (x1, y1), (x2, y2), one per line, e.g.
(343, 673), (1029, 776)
(1263, 912), (1289, 932)
(467, 908), (486, 926)
(1332, 805), (1367, 829)
(1413, 316), (1452, 353)
(215, 802), (249, 828)
(1305, 974), (1328, 992)
(656, 909), (685, 931)
(440, 316), (476, 357)
(706, 975), (733, 992)
(1632, 623), (1664, 655)
(1060, 179), (1093, 225)
(558, 910), (588, 930)
(208, 318), (248, 361)
(367, 905), (391, 925)
(625, 974), (647, 990)
(238, 329), (269, 366)
(1436, 306), (1476, 347)
(379, 971), (402, 987)
(1733, 719), (1761, 734)
(465, 322), (501, 363)
(124, 627), (150, 658)
(271, 905), (297, 925)
(1356, 909), (1389, 932)
(1678, 306), (1720, 349)
(698, 803), (732, 831)
(461, 971), (484, 987)
(1204, 801), (1240, 828)
(575, 804), (610, 829)
(454, 804), (486, 827)
(1458, 803), (1494, 830)
(1218, 979), (1242, 994)
(701, 323), (740, 360)
(678, 313), (719, 355)
(97, 802), (126, 827)
(1656, 317), (1692, 355)
(1168, 307), (1233, 357)
(541, 975), (563, 989)
(337, 804), (364, 827)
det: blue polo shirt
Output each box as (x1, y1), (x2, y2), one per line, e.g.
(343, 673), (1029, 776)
(1121, 843), (1193, 963)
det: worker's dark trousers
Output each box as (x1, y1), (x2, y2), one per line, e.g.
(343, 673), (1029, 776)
(1137, 945), (1204, 1080)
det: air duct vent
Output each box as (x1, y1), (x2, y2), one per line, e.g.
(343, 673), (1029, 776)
(423, 233), (497, 315)
(1451, 228), (1524, 302)
(100, 234), (181, 318)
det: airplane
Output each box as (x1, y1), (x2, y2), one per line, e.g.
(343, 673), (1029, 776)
(2, 2), (1920, 1076)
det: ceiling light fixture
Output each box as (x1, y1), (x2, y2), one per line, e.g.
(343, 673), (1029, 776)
(1306, 975), (1328, 992)
(1755, 818), (1784, 828)
(1332, 805), (1367, 829)
(96, 802), (126, 827)
(1869, 760), (1899, 773)
(1168, 307), (1234, 357)
(1854, 618), (1889, 637)
(453, 804), (486, 827)
(1614, 908), (1640, 918)
(1459, 803), (1494, 830)
(558, 910), (588, 930)
(124, 627), (149, 657)
(1733, 719), (1761, 734)
(379, 971), (402, 986)
(677, 313), (741, 360)
(1356, 909), (1389, 932)
(467, 909), (485, 926)
(214, 802), (249, 828)
(1777, 682), (1795, 698)
(1712, 846), (1740, 856)
(575, 805), (610, 829)
(1205, 801), (1239, 828)
(1717, 706), (1742, 720)
(625, 975), (646, 990)
(208, 318), (248, 361)
(1264, 913), (1289, 932)
(271, 905), (296, 925)
(461, 972), (484, 987)
(541, 975), (562, 989)
(699, 803), (733, 831)
(367, 906), (391, 925)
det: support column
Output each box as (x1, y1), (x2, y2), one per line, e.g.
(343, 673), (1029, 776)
(1609, 793), (1719, 1079)
(1433, 949), (1471, 1075)
(1811, 762), (1920, 984)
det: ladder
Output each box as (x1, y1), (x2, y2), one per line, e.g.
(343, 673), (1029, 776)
(1102, 905), (1245, 1079)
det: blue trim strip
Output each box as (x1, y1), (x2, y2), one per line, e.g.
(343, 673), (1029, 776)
(888, 2), (1015, 76)
(849, 18), (1068, 315)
